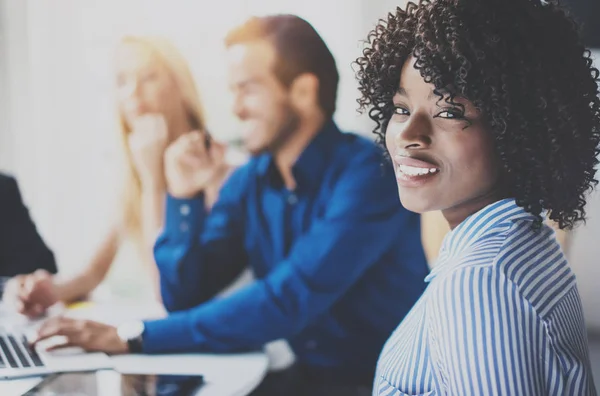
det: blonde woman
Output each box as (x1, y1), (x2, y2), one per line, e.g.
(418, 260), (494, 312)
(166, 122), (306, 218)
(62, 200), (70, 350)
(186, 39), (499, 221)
(4, 36), (230, 316)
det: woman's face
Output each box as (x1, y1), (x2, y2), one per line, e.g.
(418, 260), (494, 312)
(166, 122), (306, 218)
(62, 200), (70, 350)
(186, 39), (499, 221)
(385, 58), (502, 227)
(115, 42), (182, 131)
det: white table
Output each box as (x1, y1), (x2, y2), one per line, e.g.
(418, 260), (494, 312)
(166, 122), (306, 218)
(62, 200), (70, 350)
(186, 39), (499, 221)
(112, 352), (268, 396)
(0, 301), (269, 396)
(1, 352), (268, 396)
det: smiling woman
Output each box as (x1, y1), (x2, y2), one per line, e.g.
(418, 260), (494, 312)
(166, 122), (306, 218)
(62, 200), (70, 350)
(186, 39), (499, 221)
(356, 0), (600, 394)
(385, 59), (501, 228)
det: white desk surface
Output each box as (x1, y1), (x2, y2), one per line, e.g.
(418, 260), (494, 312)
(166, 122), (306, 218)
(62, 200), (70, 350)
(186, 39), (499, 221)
(112, 352), (268, 396)
(0, 301), (269, 396)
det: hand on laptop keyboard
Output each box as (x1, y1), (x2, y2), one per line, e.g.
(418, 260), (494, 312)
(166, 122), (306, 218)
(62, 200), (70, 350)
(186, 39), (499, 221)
(31, 316), (129, 355)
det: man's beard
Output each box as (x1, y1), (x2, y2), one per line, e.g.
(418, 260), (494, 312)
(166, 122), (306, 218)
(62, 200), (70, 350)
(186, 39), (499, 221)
(266, 101), (301, 154)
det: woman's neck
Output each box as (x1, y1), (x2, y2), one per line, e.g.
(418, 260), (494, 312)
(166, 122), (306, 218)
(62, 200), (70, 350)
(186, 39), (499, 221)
(442, 188), (509, 230)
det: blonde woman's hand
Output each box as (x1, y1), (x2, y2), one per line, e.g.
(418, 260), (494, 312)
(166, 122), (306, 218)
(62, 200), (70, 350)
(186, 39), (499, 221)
(3, 270), (59, 318)
(164, 131), (227, 199)
(128, 114), (169, 189)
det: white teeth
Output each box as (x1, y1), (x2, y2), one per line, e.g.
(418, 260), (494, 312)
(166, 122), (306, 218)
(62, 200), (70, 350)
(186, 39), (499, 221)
(397, 164), (439, 177)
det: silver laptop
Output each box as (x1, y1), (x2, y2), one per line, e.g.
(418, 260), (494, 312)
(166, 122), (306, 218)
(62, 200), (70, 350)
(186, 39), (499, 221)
(0, 302), (113, 380)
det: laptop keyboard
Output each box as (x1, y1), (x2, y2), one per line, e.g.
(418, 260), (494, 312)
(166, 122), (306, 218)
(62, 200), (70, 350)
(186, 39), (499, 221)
(0, 327), (45, 369)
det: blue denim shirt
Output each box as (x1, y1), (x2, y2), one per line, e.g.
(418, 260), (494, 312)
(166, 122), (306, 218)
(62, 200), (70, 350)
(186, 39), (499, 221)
(146, 121), (429, 379)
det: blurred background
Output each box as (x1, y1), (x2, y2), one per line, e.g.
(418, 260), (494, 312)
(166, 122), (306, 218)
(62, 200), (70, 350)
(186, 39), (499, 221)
(0, 0), (401, 288)
(0, 0), (598, 381)
(0, 0), (397, 297)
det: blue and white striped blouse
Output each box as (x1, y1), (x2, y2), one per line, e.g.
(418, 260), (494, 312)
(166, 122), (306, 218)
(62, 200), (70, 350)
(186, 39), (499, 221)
(375, 199), (597, 395)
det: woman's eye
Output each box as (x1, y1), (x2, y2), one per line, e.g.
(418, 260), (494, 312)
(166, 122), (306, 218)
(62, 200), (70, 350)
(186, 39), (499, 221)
(394, 107), (410, 116)
(437, 109), (464, 119)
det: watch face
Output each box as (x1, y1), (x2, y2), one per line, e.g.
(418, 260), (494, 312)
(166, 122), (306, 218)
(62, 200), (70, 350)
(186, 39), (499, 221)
(118, 321), (145, 341)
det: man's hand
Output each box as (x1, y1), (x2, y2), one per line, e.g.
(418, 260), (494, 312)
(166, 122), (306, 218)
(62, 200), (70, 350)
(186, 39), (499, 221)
(32, 317), (129, 355)
(164, 131), (227, 199)
(3, 270), (59, 318)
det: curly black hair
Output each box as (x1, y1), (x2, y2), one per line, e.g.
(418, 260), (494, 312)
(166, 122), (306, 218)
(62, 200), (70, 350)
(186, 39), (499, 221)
(355, 0), (600, 229)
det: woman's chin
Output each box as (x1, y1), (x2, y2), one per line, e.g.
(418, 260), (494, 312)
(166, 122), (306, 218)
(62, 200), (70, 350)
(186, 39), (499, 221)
(398, 194), (437, 214)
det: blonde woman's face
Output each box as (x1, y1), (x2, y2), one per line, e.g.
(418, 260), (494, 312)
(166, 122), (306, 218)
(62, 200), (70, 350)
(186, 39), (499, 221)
(116, 42), (182, 130)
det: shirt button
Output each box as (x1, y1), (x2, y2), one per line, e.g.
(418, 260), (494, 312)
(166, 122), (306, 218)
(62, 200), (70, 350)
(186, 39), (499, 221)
(180, 204), (191, 216)
(305, 340), (317, 350)
(287, 194), (298, 205)
(180, 222), (189, 232)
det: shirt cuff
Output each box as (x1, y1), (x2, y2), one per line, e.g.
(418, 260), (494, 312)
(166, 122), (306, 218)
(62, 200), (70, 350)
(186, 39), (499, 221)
(142, 311), (199, 354)
(165, 195), (206, 239)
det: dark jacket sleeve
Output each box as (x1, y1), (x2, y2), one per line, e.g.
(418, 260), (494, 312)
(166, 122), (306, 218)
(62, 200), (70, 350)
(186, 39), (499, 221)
(0, 174), (57, 277)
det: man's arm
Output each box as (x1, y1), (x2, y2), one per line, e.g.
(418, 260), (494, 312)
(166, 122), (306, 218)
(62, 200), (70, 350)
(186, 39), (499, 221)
(0, 175), (56, 277)
(153, 167), (249, 312)
(143, 147), (411, 353)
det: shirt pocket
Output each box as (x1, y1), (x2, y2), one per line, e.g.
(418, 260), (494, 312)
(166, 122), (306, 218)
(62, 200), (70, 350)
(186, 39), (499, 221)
(376, 376), (436, 396)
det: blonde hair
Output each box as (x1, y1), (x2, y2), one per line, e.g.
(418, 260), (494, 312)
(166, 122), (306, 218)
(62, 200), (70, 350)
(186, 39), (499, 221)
(117, 36), (207, 242)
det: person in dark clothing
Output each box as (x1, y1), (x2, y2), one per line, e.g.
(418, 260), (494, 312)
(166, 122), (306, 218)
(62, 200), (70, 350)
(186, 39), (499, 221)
(0, 173), (56, 278)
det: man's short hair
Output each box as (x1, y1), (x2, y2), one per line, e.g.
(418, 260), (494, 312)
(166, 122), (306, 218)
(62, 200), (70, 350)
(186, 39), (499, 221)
(226, 14), (339, 119)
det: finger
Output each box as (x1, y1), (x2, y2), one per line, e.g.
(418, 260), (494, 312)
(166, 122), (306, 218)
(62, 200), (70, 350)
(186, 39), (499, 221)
(20, 302), (38, 318)
(24, 275), (35, 293)
(34, 317), (75, 342)
(185, 131), (208, 158)
(175, 145), (209, 171)
(33, 269), (49, 279)
(130, 116), (148, 136)
(34, 319), (59, 342)
(129, 116), (155, 144)
(18, 279), (34, 304)
(167, 144), (194, 171)
(17, 301), (44, 319)
(134, 114), (167, 136)
(145, 113), (166, 126)
(45, 341), (77, 352)
(27, 304), (46, 318)
(141, 114), (168, 141)
(170, 133), (197, 157)
(12, 274), (25, 286)
(31, 270), (51, 291)
(21, 274), (45, 303)
(152, 115), (168, 139)
(15, 299), (26, 314)
(209, 141), (226, 165)
(22, 309), (43, 320)
(181, 152), (205, 169)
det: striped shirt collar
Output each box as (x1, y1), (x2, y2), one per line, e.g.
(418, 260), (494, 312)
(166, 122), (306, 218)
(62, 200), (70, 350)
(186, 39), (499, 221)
(425, 198), (536, 282)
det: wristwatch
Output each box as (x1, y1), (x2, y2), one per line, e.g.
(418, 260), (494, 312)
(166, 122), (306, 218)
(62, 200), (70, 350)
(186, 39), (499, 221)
(117, 320), (145, 353)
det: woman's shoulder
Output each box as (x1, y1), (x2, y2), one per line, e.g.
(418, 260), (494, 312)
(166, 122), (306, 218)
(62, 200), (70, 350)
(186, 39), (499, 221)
(494, 219), (572, 285)
(438, 219), (576, 317)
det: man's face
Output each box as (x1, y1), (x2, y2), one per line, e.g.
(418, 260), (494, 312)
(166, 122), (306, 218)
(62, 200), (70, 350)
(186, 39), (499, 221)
(226, 40), (299, 155)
